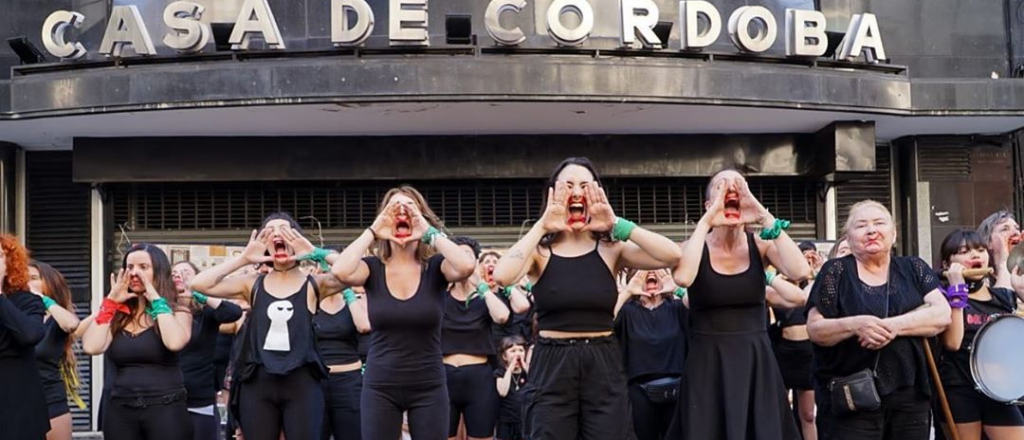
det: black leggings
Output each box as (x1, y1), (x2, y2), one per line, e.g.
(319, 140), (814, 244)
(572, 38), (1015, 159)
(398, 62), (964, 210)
(627, 381), (676, 440)
(189, 412), (219, 440)
(237, 367), (326, 440)
(446, 363), (499, 438)
(103, 392), (192, 440)
(361, 381), (449, 440)
(325, 370), (362, 440)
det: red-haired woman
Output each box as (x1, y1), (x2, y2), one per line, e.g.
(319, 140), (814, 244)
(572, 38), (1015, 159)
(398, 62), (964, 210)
(82, 244), (194, 440)
(0, 235), (49, 440)
(29, 261), (83, 440)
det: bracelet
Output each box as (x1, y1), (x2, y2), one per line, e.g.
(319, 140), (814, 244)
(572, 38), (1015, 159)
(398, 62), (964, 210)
(298, 247), (332, 272)
(191, 291), (209, 305)
(501, 286), (513, 298)
(673, 287), (687, 299)
(367, 228), (379, 240)
(466, 282), (490, 307)
(96, 298), (130, 325)
(422, 226), (448, 247)
(765, 270), (777, 287)
(612, 217), (638, 242)
(342, 288), (358, 305)
(758, 218), (791, 241)
(145, 297), (174, 319)
(41, 296), (57, 310)
(943, 284), (969, 309)
(524, 281), (533, 293)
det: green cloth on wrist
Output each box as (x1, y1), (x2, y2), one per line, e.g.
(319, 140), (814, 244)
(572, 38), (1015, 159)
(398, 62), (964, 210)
(422, 226), (447, 247)
(764, 271), (777, 287)
(758, 218), (791, 241)
(673, 287), (687, 299)
(612, 217), (638, 242)
(465, 282), (490, 307)
(191, 291), (208, 305)
(298, 247), (332, 272)
(501, 286), (513, 298)
(41, 296), (57, 310)
(342, 288), (358, 305)
(145, 297), (173, 319)
(524, 281), (533, 293)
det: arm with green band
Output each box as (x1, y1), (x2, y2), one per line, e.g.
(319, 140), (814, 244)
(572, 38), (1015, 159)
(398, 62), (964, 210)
(38, 294), (81, 333)
(483, 284), (511, 324)
(757, 214), (812, 282)
(616, 216), (684, 271)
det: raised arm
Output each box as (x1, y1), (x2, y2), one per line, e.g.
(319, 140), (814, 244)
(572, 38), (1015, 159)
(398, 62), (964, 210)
(347, 290), (371, 333)
(673, 180), (725, 288)
(83, 270), (134, 355)
(765, 276), (807, 308)
(581, 185), (680, 270)
(333, 202), (403, 287)
(140, 271), (192, 352)
(191, 229), (268, 300)
(506, 282), (532, 315)
(743, 180), (811, 282)
(495, 184), (570, 286)
(280, 227), (348, 298)
(940, 263), (965, 351)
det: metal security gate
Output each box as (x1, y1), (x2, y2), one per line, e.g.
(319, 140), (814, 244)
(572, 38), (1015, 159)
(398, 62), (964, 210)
(836, 145), (894, 229)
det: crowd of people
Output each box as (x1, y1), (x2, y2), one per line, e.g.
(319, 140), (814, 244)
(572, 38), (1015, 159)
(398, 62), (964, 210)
(1, 156), (1024, 440)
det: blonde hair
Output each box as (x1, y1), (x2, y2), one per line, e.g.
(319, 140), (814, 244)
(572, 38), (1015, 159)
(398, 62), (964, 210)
(843, 200), (893, 236)
(374, 186), (446, 263)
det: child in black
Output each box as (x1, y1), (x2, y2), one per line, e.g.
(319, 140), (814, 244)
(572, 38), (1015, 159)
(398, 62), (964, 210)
(495, 335), (530, 440)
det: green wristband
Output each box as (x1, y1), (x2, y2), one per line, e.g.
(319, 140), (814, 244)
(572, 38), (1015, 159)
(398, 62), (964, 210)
(765, 271), (777, 287)
(673, 287), (687, 299)
(145, 297), (173, 319)
(612, 217), (638, 242)
(524, 281), (533, 293)
(501, 286), (513, 298)
(758, 218), (791, 241)
(191, 291), (208, 305)
(422, 226), (448, 247)
(465, 282), (490, 307)
(298, 247), (332, 272)
(342, 288), (358, 305)
(41, 296), (57, 310)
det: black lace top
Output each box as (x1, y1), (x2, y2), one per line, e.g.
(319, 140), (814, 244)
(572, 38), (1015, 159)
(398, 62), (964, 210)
(806, 255), (941, 399)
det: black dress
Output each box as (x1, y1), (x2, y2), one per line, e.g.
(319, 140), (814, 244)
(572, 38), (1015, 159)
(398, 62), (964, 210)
(0, 291), (50, 440)
(666, 233), (799, 440)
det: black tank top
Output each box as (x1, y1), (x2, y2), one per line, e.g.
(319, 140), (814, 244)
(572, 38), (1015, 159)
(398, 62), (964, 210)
(249, 274), (322, 375)
(314, 305), (361, 365)
(442, 290), (496, 356)
(34, 319), (68, 404)
(107, 327), (184, 398)
(773, 306), (808, 328)
(689, 233), (766, 334)
(363, 254), (448, 386)
(533, 240), (618, 332)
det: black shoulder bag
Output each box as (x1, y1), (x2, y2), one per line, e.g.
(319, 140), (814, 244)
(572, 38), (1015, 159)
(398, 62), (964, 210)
(827, 272), (890, 416)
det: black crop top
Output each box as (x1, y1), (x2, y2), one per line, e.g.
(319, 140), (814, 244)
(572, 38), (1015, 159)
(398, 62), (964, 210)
(532, 242), (618, 332)
(34, 319), (69, 404)
(107, 327), (184, 398)
(314, 305), (361, 365)
(363, 254), (448, 386)
(248, 275), (323, 375)
(442, 290), (497, 356)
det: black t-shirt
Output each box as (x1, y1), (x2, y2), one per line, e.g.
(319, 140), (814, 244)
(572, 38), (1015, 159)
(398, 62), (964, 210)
(613, 299), (688, 382)
(443, 290), (498, 356)
(939, 287), (1016, 387)
(364, 254), (448, 386)
(806, 255), (940, 398)
(108, 327), (184, 398)
(494, 367), (529, 423)
(314, 305), (361, 365)
(34, 318), (69, 404)
(180, 302), (243, 407)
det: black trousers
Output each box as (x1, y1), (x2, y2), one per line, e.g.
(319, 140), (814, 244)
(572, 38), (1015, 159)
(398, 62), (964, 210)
(237, 367), (326, 440)
(103, 392), (192, 440)
(325, 370), (362, 440)
(446, 363), (500, 438)
(819, 387), (930, 440)
(525, 336), (633, 440)
(627, 381), (676, 440)
(361, 380), (449, 440)
(188, 412), (218, 440)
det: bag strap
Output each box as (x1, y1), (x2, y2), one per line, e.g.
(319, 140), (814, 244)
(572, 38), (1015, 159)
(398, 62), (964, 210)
(871, 265), (892, 374)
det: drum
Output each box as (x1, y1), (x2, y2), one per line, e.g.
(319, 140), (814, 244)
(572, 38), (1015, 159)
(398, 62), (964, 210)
(970, 314), (1024, 403)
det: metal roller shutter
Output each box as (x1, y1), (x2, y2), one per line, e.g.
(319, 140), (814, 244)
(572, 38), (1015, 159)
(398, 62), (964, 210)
(25, 151), (93, 432)
(836, 145), (894, 228)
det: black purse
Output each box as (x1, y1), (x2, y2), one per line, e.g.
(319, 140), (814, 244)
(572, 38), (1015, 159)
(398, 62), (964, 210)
(639, 376), (681, 404)
(827, 273), (890, 416)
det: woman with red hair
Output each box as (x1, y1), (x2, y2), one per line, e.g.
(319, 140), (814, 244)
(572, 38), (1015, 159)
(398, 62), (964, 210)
(0, 234), (50, 440)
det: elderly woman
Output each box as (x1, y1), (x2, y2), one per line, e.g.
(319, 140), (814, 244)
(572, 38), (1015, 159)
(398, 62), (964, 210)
(806, 200), (951, 440)
(977, 210), (1023, 296)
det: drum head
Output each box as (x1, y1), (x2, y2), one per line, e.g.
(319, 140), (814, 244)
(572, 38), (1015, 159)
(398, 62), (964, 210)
(971, 314), (1024, 402)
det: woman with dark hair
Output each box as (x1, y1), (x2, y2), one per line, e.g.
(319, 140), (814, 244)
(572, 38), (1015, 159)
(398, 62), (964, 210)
(443, 236), (511, 440)
(613, 269), (688, 440)
(937, 229), (1024, 440)
(190, 212), (347, 440)
(29, 261), (83, 440)
(171, 260), (244, 440)
(806, 200), (950, 440)
(333, 186), (476, 440)
(0, 235), (49, 440)
(667, 169), (812, 440)
(82, 243), (194, 440)
(493, 157), (682, 440)
(494, 335), (530, 440)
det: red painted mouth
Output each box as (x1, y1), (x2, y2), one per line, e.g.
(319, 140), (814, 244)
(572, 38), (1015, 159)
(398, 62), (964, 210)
(394, 216), (412, 239)
(567, 198), (587, 224)
(1010, 235), (1021, 246)
(724, 192), (740, 219)
(272, 238), (288, 259)
(485, 266), (495, 283)
(644, 272), (660, 293)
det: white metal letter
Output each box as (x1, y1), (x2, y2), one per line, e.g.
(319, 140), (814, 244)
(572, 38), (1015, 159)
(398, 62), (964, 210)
(485, 0), (527, 46)
(163, 1), (210, 53)
(229, 0), (286, 50)
(389, 0), (429, 46)
(99, 5), (157, 57)
(839, 13), (886, 63)
(41, 10), (87, 60)
(621, 0), (661, 49)
(547, 0), (594, 46)
(332, 0), (375, 46)
(785, 9), (826, 57)
(727, 5), (776, 53)
(679, 1), (720, 50)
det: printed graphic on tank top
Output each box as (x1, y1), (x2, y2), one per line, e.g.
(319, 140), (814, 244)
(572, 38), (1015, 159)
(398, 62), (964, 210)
(532, 240), (618, 332)
(248, 274), (323, 375)
(264, 300), (295, 351)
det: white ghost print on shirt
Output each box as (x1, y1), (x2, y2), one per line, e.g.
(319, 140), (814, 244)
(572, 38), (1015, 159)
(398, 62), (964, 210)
(263, 300), (294, 352)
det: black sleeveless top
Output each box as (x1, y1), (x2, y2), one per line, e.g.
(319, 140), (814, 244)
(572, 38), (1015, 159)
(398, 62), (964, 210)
(363, 254), (448, 386)
(108, 327), (185, 398)
(34, 318), (69, 404)
(442, 290), (497, 356)
(533, 241), (618, 332)
(314, 305), (361, 365)
(689, 233), (766, 334)
(248, 274), (323, 375)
